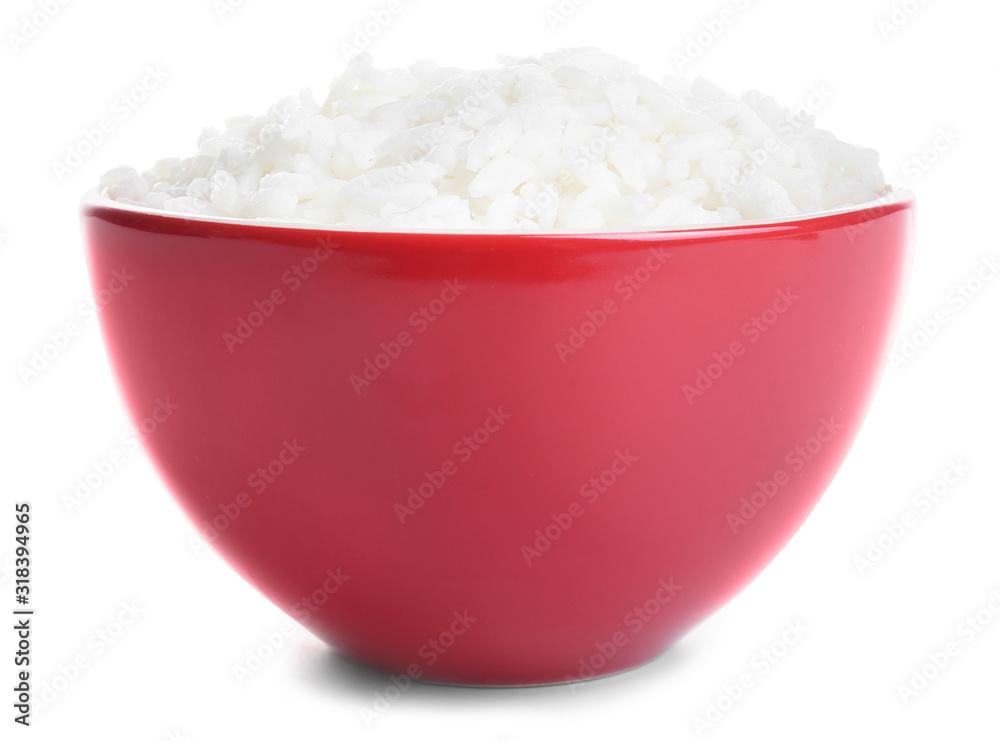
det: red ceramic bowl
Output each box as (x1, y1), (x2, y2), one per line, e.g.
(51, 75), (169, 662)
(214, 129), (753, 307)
(81, 189), (915, 686)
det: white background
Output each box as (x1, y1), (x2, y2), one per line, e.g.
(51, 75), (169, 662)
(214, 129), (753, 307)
(2, 0), (999, 738)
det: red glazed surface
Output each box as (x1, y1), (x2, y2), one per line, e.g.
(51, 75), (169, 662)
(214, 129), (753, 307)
(81, 192), (915, 685)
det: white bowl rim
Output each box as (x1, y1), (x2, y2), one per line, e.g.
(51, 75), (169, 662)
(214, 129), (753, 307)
(81, 186), (915, 237)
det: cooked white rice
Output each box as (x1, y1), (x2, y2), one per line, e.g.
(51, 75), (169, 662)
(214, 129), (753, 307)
(99, 48), (888, 230)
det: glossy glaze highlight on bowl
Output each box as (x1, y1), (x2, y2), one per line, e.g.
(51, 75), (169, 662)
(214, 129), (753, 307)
(81, 190), (915, 685)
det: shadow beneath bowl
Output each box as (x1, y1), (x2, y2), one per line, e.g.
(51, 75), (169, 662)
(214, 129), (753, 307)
(295, 635), (699, 710)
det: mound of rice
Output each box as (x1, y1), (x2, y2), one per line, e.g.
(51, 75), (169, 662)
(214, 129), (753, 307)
(100, 48), (888, 229)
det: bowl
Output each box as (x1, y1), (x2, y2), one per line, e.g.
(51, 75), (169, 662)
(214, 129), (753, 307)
(80, 188), (915, 686)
